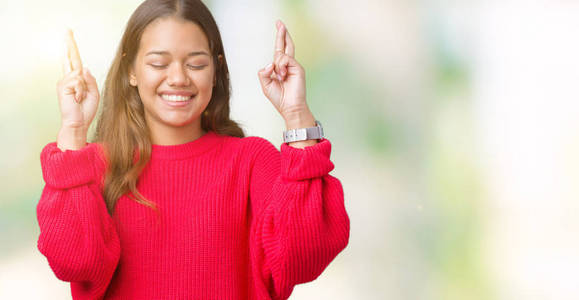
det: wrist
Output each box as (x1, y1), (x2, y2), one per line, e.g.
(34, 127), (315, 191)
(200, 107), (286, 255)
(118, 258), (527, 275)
(286, 139), (318, 149)
(284, 108), (316, 130)
(283, 110), (322, 149)
(57, 126), (88, 151)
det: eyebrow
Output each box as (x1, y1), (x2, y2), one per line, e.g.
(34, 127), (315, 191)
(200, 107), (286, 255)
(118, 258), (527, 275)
(145, 50), (210, 57)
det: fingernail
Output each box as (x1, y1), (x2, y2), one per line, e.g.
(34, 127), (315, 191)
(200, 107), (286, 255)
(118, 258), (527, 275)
(277, 74), (282, 81)
(266, 63), (272, 69)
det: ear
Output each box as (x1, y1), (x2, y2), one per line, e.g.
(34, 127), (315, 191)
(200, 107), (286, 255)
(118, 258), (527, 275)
(129, 66), (137, 87)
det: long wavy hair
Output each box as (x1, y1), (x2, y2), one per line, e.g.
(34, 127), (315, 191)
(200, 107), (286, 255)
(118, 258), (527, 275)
(92, 0), (244, 215)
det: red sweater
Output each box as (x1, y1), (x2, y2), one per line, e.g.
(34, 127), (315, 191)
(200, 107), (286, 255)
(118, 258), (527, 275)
(36, 131), (350, 300)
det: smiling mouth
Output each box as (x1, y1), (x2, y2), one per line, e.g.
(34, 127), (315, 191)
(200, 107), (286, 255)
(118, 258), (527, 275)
(159, 94), (195, 102)
(158, 94), (196, 108)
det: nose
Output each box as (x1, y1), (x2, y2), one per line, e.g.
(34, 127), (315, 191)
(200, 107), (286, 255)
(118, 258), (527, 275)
(167, 64), (190, 87)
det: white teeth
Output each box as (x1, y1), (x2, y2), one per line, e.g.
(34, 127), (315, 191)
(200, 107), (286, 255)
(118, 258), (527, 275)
(161, 94), (192, 102)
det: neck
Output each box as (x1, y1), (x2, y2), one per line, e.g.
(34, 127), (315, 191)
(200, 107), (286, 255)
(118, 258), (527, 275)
(148, 118), (206, 146)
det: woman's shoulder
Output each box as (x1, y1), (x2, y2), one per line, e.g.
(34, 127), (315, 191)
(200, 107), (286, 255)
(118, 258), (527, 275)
(219, 134), (279, 159)
(225, 134), (278, 151)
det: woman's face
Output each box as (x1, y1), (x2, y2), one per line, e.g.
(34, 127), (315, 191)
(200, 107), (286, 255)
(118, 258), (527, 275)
(129, 16), (215, 132)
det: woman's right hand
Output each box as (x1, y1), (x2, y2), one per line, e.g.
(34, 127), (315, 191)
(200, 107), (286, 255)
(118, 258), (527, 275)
(57, 66), (100, 131)
(55, 33), (100, 151)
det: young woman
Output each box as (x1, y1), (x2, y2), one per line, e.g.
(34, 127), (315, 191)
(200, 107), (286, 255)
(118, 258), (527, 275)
(37, 0), (350, 299)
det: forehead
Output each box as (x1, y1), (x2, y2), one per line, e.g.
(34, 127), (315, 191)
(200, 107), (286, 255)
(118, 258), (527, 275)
(140, 16), (210, 56)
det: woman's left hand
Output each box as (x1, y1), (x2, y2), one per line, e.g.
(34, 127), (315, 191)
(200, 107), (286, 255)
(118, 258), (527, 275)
(258, 20), (310, 122)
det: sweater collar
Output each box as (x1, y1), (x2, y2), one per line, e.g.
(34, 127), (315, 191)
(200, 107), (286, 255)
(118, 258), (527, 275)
(150, 131), (222, 160)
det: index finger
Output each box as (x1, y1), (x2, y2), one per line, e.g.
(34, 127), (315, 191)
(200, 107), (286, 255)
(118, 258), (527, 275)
(274, 19), (285, 58)
(66, 28), (83, 72)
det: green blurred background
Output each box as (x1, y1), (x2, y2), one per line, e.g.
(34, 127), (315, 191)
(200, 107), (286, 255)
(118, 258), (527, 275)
(2, 0), (579, 299)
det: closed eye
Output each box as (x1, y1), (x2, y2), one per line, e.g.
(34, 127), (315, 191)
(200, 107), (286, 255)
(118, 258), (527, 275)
(188, 65), (207, 70)
(149, 64), (207, 70)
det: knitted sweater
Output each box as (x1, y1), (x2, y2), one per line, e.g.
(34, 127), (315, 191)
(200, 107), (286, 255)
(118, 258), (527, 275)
(36, 130), (350, 300)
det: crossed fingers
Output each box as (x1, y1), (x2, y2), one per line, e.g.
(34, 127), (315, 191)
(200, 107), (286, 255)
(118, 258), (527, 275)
(272, 20), (297, 82)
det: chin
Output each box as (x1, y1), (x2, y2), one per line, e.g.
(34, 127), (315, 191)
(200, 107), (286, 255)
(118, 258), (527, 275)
(161, 115), (201, 128)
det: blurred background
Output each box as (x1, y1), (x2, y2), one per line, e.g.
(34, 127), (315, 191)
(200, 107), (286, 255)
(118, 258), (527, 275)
(1, 0), (578, 299)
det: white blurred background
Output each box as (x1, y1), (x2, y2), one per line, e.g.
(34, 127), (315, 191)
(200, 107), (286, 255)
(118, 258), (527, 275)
(1, 0), (578, 299)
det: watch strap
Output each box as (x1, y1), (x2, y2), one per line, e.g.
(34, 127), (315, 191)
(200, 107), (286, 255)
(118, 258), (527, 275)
(283, 120), (324, 143)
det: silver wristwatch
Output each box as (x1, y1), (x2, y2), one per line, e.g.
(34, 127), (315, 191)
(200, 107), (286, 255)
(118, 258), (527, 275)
(283, 120), (325, 143)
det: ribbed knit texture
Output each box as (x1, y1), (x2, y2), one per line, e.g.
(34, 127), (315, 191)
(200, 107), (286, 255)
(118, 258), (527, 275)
(36, 130), (350, 300)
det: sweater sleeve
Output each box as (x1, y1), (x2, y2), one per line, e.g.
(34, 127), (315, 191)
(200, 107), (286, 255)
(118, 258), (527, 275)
(36, 142), (121, 300)
(248, 138), (350, 300)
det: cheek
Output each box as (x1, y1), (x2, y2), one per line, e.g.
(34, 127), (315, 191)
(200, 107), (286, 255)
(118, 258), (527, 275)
(136, 66), (215, 94)
(139, 70), (164, 91)
(194, 71), (215, 90)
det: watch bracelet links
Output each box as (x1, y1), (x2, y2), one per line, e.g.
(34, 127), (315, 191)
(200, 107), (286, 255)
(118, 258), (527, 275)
(283, 120), (324, 143)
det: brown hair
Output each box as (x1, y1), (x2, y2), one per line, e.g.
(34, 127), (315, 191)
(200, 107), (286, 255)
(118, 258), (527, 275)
(92, 0), (244, 215)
